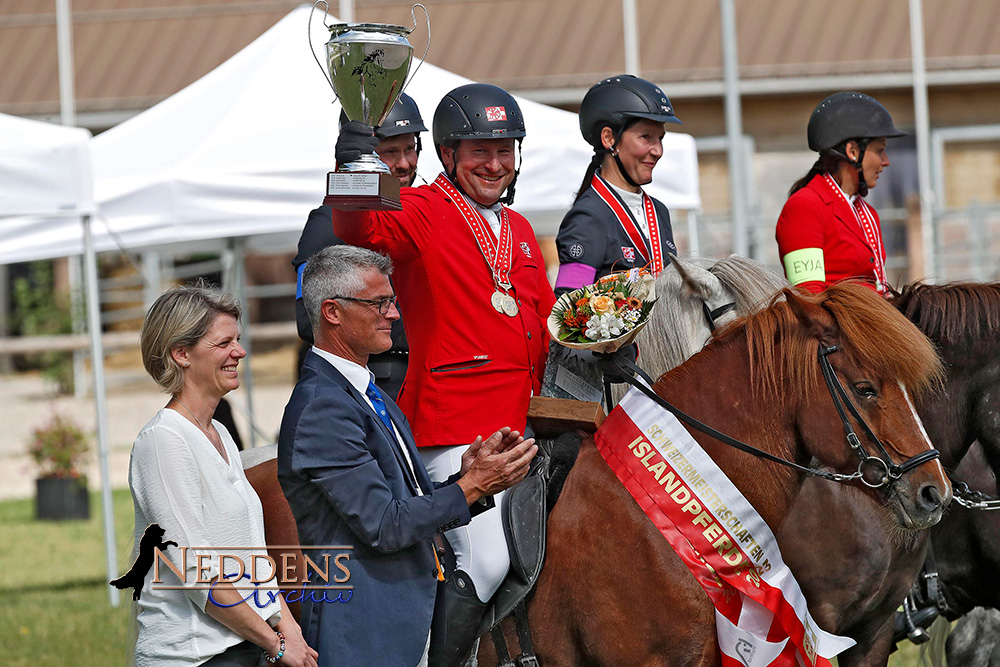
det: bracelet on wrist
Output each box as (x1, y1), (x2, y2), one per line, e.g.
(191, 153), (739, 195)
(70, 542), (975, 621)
(263, 631), (285, 664)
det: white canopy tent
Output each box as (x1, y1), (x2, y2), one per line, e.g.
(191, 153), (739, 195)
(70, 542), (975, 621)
(0, 112), (119, 606)
(0, 4), (699, 265)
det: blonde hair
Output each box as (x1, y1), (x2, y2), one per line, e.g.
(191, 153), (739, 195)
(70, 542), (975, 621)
(140, 281), (241, 394)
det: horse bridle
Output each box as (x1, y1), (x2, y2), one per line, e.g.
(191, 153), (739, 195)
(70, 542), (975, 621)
(701, 300), (736, 333)
(818, 345), (941, 487)
(601, 345), (941, 489)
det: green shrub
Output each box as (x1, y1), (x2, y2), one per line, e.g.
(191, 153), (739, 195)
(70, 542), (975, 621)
(12, 260), (76, 393)
(27, 414), (90, 479)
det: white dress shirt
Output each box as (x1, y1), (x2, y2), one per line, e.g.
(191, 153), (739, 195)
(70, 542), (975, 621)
(129, 409), (280, 666)
(609, 180), (649, 238)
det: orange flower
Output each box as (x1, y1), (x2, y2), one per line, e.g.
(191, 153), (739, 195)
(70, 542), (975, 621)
(576, 298), (590, 309)
(589, 294), (615, 315)
(627, 296), (642, 309)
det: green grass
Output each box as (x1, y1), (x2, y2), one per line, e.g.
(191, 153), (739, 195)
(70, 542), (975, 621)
(0, 488), (939, 666)
(0, 488), (135, 666)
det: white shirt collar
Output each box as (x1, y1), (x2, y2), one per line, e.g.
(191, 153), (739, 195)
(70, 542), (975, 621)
(311, 346), (374, 394)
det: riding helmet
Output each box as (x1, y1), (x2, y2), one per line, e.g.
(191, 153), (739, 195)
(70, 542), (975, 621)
(339, 92), (427, 142)
(807, 92), (906, 153)
(432, 83), (526, 151)
(579, 75), (682, 149)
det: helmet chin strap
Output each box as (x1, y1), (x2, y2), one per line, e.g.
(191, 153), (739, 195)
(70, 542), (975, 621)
(829, 139), (871, 197)
(610, 127), (642, 189)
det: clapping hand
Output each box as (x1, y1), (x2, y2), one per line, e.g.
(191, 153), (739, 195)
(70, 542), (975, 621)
(458, 428), (537, 505)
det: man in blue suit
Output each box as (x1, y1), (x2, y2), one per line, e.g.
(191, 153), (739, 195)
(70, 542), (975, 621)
(278, 245), (536, 666)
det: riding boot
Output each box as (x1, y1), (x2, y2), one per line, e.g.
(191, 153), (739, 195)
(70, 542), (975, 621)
(429, 569), (490, 667)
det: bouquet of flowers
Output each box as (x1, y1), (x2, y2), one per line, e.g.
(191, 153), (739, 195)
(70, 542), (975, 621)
(547, 269), (657, 353)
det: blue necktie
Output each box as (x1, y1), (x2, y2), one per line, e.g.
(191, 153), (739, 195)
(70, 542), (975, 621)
(366, 379), (423, 493)
(365, 379), (395, 435)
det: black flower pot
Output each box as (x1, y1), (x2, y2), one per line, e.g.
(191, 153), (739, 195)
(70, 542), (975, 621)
(35, 476), (90, 520)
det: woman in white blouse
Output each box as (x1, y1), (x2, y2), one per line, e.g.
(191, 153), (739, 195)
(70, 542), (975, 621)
(129, 284), (317, 666)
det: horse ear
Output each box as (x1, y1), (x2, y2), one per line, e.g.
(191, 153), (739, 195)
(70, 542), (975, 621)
(669, 254), (724, 301)
(784, 288), (840, 346)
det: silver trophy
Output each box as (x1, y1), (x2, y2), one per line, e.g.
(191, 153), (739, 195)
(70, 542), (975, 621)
(310, 2), (430, 210)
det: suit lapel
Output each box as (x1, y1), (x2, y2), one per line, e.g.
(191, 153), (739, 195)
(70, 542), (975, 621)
(811, 176), (872, 250)
(305, 351), (422, 496)
(384, 398), (434, 492)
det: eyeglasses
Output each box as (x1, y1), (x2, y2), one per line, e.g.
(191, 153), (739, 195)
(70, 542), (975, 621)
(330, 295), (398, 315)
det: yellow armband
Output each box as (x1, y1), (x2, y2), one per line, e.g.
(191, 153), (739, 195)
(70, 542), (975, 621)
(783, 248), (825, 286)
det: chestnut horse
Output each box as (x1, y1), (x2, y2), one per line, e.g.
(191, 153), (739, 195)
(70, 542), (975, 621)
(516, 283), (949, 665)
(625, 273), (1000, 666)
(776, 282), (1000, 666)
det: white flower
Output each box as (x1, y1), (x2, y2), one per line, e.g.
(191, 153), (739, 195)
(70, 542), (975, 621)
(584, 312), (626, 341)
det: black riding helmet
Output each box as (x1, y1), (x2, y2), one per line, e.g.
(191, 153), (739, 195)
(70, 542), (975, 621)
(432, 83), (526, 205)
(807, 92), (906, 196)
(579, 75), (681, 187)
(807, 92), (905, 152)
(579, 75), (682, 148)
(339, 92), (427, 150)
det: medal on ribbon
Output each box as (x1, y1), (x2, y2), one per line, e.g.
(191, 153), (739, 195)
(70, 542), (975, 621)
(435, 173), (519, 317)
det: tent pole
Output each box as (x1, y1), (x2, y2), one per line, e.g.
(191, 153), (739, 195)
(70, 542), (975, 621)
(720, 0), (749, 257)
(622, 0), (640, 76)
(84, 214), (120, 607)
(687, 210), (701, 256)
(69, 255), (87, 398)
(339, 0), (354, 23)
(225, 240), (257, 448)
(909, 0), (936, 281)
(55, 0), (77, 127)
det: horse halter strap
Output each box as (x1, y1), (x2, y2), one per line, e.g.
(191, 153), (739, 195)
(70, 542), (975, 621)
(701, 301), (736, 333)
(818, 345), (940, 488)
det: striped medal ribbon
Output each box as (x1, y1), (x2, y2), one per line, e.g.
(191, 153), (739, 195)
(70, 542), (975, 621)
(434, 173), (518, 316)
(590, 172), (664, 275)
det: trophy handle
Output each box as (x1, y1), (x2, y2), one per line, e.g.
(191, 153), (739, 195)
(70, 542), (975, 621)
(309, 0), (338, 97)
(400, 3), (431, 97)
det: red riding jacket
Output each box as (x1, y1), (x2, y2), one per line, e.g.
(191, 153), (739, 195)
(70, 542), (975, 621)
(333, 180), (555, 447)
(775, 174), (887, 295)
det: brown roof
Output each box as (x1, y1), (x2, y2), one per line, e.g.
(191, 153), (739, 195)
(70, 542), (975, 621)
(3, 0), (1000, 120)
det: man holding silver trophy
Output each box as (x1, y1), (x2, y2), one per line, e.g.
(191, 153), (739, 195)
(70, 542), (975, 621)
(303, 7), (553, 664)
(293, 92), (428, 398)
(333, 82), (554, 665)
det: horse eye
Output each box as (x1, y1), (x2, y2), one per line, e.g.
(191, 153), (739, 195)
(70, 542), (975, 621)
(853, 382), (878, 399)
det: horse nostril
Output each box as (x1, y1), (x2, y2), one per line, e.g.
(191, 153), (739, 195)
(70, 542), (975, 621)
(919, 483), (943, 512)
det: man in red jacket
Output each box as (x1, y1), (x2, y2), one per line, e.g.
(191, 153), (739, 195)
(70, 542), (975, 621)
(331, 82), (554, 664)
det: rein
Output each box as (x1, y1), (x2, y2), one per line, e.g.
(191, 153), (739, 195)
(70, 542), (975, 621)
(600, 346), (941, 489)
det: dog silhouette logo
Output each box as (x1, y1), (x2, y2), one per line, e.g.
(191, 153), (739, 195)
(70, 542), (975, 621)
(110, 524), (177, 601)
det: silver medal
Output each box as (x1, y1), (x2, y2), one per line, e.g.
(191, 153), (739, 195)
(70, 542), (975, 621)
(502, 294), (519, 317)
(491, 291), (506, 314)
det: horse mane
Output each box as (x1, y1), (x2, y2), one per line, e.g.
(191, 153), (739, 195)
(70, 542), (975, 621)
(715, 282), (943, 401)
(707, 254), (786, 314)
(893, 281), (1000, 349)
